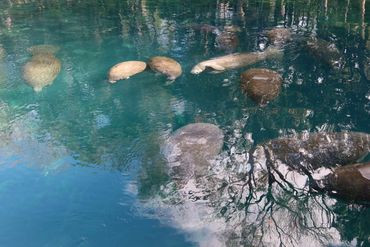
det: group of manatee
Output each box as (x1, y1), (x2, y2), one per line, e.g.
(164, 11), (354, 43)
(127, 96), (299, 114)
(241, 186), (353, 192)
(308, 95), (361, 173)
(164, 123), (370, 203)
(17, 25), (370, 203)
(157, 26), (369, 204)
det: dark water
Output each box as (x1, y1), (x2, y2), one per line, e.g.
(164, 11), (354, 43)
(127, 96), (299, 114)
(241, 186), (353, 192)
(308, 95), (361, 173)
(0, 0), (369, 246)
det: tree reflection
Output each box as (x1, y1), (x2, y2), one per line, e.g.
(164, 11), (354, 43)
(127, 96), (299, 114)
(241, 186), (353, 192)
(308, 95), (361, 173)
(0, 0), (368, 245)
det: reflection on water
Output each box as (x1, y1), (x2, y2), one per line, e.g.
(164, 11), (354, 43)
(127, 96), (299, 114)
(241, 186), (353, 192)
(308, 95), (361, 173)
(0, 0), (369, 246)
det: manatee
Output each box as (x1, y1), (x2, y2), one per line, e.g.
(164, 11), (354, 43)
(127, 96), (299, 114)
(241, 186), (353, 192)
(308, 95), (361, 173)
(318, 162), (370, 203)
(215, 25), (241, 52)
(27, 44), (60, 55)
(259, 131), (370, 172)
(306, 38), (342, 69)
(23, 53), (61, 92)
(0, 46), (5, 60)
(240, 68), (282, 105)
(364, 58), (370, 80)
(108, 61), (147, 83)
(148, 56), (182, 80)
(215, 31), (239, 52)
(266, 27), (291, 47)
(190, 24), (220, 34)
(162, 123), (224, 186)
(190, 47), (282, 74)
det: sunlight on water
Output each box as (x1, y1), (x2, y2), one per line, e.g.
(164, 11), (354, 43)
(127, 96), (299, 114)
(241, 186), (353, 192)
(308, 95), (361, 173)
(0, 0), (369, 246)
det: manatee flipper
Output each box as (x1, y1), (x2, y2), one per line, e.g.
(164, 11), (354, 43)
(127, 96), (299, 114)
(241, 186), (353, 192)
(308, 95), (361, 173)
(208, 64), (225, 72)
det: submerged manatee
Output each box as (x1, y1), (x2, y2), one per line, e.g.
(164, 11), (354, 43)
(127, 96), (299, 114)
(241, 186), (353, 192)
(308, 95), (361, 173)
(190, 23), (220, 34)
(364, 58), (370, 80)
(259, 132), (370, 172)
(27, 44), (60, 55)
(148, 56), (182, 80)
(162, 123), (224, 186)
(23, 53), (61, 92)
(306, 38), (342, 69)
(108, 61), (147, 83)
(240, 68), (282, 105)
(215, 26), (241, 52)
(266, 27), (291, 47)
(191, 47), (282, 74)
(318, 162), (370, 203)
(0, 46), (5, 60)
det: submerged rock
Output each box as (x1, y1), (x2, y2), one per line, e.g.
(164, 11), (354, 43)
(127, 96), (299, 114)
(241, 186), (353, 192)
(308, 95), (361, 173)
(266, 27), (291, 47)
(148, 56), (182, 80)
(240, 68), (282, 105)
(28, 44), (60, 55)
(108, 61), (147, 83)
(319, 162), (370, 203)
(23, 53), (61, 92)
(162, 123), (224, 186)
(306, 38), (342, 69)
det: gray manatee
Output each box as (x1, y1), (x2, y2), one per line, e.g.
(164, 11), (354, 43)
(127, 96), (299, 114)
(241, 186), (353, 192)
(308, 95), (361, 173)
(23, 53), (61, 92)
(259, 131), (370, 172)
(306, 38), (342, 69)
(266, 27), (291, 47)
(318, 162), (370, 203)
(162, 123), (224, 186)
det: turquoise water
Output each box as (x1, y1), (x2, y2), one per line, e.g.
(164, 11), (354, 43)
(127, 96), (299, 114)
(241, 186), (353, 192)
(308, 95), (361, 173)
(0, 0), (369, 246)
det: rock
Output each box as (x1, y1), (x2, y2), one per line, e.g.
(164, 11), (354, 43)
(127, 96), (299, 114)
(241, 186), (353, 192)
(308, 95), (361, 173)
(162, 123), (224, 186)
(108, 61), (147, 83)
(148, 56), (182, 80)
(23, 53), (61, 92)
(319, 162), (370, 203)
(306, 38), (342, 69)
(240, 68), (282, 105)
(266, 27), (291, 47)
(27, 44), (60, 55)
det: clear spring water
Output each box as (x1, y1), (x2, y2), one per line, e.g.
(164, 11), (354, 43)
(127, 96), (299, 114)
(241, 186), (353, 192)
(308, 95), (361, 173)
(0, 0), (369, 246)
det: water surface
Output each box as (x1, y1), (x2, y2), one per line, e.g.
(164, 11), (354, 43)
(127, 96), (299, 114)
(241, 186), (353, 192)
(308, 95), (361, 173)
(0, 0), (369, 246)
